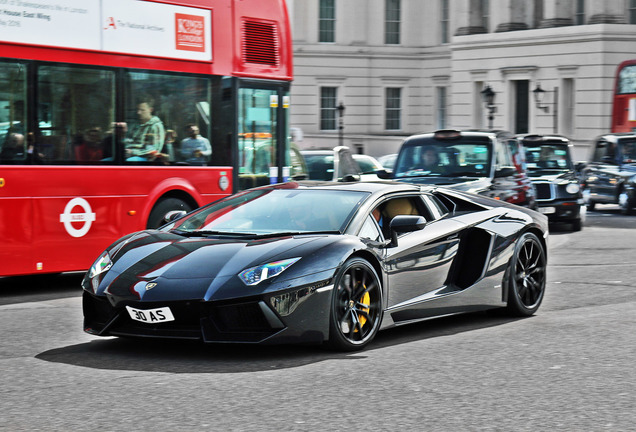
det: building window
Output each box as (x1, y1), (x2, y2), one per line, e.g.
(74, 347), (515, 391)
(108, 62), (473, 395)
(575, 0), (585, 25)
(630, 0), (636, 24)
(319, 0), (335, 43)
(385, 0), (401, 44)
(441, 0), (449, 43)
(385, 87), (401, 130)
(320, 87), (338, 130)
(481, 0), (490, 32)
(436, 87), (447, 129)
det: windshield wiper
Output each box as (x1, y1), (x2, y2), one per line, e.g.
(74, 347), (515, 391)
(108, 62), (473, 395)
(250, 230), (341, 239)
(171, 229), (256, 237)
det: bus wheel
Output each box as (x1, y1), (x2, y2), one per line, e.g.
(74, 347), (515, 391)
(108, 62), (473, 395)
(147, 198), (193, 229)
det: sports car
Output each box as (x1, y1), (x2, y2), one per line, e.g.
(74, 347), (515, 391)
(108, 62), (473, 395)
(83, 181), (549, 351)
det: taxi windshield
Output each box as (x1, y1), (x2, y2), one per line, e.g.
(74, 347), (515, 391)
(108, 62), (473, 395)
(524, 144), (573, 174)
(394, 142), (492, 178)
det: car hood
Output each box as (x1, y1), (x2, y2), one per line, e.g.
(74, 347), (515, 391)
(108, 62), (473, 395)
(93, 231), (334, 304)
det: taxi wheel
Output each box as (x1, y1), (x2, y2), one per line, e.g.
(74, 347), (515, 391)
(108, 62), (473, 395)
(327, 258), (383, 351)
(147, 198), (193, 229)
(505, 232), (546, 317)
(618, 190), (634, 215)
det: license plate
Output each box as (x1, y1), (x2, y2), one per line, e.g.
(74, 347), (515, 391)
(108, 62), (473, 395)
(125, 306), (175, 323)
(539, 206), (556, 214)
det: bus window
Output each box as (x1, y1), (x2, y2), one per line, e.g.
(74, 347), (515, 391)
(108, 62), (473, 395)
(238, 87), (279, 189)
(37, 65), (115, 163)
(125, 71), (211, 165)
(0, 61), (27, 162)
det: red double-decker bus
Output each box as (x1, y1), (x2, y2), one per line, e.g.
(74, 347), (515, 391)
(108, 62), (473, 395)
(0, 0), (293, 276)
(611, 59), (636, 133)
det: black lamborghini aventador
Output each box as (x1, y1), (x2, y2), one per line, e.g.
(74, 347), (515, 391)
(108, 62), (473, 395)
(83, 181), (549, 351)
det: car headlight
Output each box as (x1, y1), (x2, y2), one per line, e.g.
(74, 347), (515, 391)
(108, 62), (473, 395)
(238, 257), (301, 286)
(565, 183), (580, 194)
(88, 251), (113, 279)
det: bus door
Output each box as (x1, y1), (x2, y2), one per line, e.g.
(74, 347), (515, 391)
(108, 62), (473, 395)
(237, 84), (290, 190)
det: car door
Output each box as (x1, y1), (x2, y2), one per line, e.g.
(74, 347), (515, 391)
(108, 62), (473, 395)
(380, 195), (465, 310)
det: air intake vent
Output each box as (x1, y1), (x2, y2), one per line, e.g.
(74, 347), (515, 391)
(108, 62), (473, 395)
(242, 19), (279, 67)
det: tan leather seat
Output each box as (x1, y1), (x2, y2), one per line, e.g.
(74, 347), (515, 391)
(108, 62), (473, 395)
(384, 198), (418, 220)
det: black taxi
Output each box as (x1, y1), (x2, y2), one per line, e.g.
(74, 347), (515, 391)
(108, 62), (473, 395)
(379, 129), (536, 209)
(517, 134), (584, 231)
(582, 133), (636, 215)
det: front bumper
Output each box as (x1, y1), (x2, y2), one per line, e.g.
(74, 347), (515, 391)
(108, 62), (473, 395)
(83, 282), (333, 345)
(536, 199), (582, 222)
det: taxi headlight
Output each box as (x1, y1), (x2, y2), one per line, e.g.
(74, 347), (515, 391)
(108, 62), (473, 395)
(88, 251), (113, 279)
(565, 183), (580, 195)
(239, 257), (301, 286)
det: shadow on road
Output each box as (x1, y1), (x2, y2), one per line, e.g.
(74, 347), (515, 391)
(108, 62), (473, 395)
(0, 273), (84, 306)
(36, 311), (525, 373)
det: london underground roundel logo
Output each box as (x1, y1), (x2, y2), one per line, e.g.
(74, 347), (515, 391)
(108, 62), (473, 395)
(59, 198), (96, 238)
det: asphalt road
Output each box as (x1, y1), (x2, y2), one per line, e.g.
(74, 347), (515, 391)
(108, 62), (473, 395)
(1, 205), (635, 431)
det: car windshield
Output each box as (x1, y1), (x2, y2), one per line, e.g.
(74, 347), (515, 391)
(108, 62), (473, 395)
(524, 144), (573, 174)
(393, 142), (492, 178)
(620, 139), (636, 163)
(166, 187), (370, 235)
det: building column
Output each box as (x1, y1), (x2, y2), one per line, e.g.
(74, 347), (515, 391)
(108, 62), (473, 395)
(587, 0), (626, 24)
(539, 0), (574, 28)
(492, 0), (529, 32)
(455, 0), (488, 35)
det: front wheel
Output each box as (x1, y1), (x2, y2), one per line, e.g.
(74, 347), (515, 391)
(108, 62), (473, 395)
(505, 232), (547, 316)
(327, 258), (383, 351)
(147, 197), (193, 229)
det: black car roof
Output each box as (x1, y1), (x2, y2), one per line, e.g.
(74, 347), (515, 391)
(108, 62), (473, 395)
(265, 180), (426, 195)
(517, 134), (570, 145)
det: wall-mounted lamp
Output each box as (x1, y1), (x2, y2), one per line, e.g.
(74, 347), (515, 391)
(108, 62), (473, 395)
(480, 85), (497, 129)
(533, 84), (549, 113)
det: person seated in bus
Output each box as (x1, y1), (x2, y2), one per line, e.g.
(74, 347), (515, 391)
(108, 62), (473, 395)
(0, 132), (26, 161)
(25, 132), (44, 164)
(74, 127), (104, 162)
(126, 97), (165, 161)
(179, 124), (211, 165)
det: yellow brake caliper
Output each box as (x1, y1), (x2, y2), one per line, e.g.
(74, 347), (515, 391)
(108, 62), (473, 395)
(355, 285), (371, 332)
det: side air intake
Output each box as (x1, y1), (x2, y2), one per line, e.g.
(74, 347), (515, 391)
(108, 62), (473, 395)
(242, 19), (279, 67)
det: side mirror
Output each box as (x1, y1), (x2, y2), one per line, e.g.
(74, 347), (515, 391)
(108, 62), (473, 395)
(376, 169), (393, 180)
(164, 210), (187, 223)
(494, 167), (516, 178)
(388, 215), (426, 247)
(340, 174), (360, 182)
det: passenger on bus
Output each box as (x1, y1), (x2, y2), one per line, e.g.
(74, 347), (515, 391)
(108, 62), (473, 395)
(0, 132), (25, 161)
(180, 124), (211, 165)
(127, 97), (165, 161)
(74, 127), (103, 161)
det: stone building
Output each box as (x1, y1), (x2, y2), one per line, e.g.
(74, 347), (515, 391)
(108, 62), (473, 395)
(287, 0), (636, 160)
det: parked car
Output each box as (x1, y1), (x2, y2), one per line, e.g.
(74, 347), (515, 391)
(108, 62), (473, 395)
(377, 153), (397, 170)
(517, 134), (584, 231)
(82, 181), (548, 351)
(582, 132), (636, 214)
(379, 129), (536, 208)
(301, 146), (362, 182)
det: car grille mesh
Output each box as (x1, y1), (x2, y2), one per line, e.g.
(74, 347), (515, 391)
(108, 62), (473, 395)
(534, 182), (555, 201)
